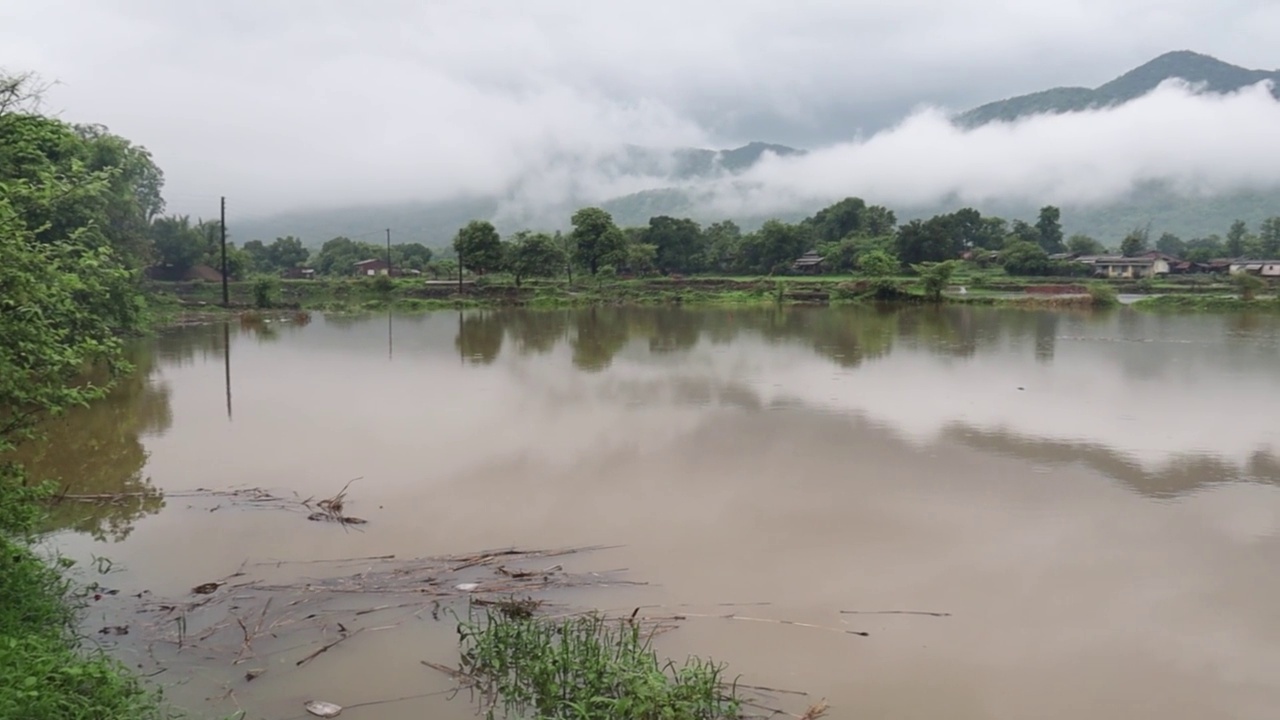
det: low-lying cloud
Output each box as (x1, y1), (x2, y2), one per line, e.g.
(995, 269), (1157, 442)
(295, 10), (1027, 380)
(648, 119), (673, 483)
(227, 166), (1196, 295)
(7, 0), (1280, 221)
(700, 79), (1280, 217)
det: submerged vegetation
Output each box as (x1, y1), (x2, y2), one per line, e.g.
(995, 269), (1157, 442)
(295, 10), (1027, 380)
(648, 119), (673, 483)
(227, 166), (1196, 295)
(456, 606), (742, 720)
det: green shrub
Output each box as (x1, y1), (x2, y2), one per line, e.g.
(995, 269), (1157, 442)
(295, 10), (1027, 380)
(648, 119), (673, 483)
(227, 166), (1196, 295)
(366, 274), (395, 293)
(1234, 272), (1265, 301)
(252, 275), (280, 308)
(457, 607), (740, 720)
(1087, 282), (1119, 308)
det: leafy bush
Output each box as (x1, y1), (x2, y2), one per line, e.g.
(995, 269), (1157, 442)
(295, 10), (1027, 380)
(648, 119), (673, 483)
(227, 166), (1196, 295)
(1234, 272), (1265, 301)
(912, 261), (956, 302)
(367, 273), (395, 294)
(857, 249), (899, 278)
(252, 275), (280, 308)
(1087, 282), (1119, 308)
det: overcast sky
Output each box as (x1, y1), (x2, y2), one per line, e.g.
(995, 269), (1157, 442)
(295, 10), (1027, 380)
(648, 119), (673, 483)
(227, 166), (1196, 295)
(3, 0), (1279, 217)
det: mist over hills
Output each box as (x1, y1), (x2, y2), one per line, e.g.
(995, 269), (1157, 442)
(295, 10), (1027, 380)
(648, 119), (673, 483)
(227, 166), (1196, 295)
(955, 50), (1280, 127)
(234, 51), (1280, 249)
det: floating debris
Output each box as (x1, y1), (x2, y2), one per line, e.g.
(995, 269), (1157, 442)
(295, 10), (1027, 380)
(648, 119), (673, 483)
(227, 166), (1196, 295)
(128, 546), (635, 672)
(304, 700), (343, 717)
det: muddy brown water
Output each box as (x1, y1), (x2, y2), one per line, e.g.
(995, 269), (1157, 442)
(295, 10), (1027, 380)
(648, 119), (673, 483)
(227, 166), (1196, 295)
(26, 305), (1280, 720)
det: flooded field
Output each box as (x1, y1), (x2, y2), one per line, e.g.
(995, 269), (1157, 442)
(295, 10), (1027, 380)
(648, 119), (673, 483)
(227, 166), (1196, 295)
(32, 305), (1280, 720)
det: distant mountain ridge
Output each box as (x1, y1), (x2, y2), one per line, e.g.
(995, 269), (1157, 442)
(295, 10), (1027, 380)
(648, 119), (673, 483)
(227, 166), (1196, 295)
(955, 50), (1280, 127)
(235, 141), (802, 247)
(235, 51), (1279, 250)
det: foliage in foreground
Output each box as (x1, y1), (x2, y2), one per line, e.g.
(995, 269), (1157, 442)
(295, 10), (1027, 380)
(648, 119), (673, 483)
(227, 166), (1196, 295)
(458, 606), (741, 720)
(1, 70), (169, 720)
(0, 532), (167, 720)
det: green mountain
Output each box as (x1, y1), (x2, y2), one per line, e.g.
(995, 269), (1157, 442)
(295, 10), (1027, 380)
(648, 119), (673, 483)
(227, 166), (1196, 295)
(956, 50), (1280, 127)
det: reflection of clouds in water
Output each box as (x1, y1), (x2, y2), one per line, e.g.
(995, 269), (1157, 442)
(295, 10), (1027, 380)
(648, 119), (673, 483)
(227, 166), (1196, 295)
(475, 307), (1280, 490)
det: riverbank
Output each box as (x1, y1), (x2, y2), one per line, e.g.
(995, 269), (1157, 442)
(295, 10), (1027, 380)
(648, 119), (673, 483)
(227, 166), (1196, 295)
(1130, 294), (1280, 312)
(144, 274), (1280, 323)
(0, 483), (169, 719)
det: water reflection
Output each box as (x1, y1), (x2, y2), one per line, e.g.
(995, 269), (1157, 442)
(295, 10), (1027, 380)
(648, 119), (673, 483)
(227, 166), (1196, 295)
(944, 423), (1280, 499)
(450, 306), (1084, 371)
(14, 343), (173, 540)
(446, 306), (1280, 499)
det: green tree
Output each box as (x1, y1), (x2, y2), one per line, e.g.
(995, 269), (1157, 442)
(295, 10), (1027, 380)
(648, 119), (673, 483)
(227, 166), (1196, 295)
(1120, 227), (1150, 257)
(506, 231), (564, 287)
(803, 197), (896, 243)
(703, 220), (742, 273)
(454, 220), (505, 275)
(739, 220), (812, 274)
(571, 207), (625, 276)
(896, 217), (961, 264)
(314, 236), (383, 276)
(242, 239), (270, 272)
(73, 123), (166, 266)
(817, 237), (860, 273)
(975, 216), (1009, 250)
(1184, 235), (1226, 263)
(1260, 217), (1280, 258)
(1007, 219), (1041, 247)
(555, 230), (575, 284)
(267, 236), (308, 269)
(148, 215), (205, 274)
(393, 242), (432, 271)
(913, 261), (956, 302)
(1155, 232), (1185, 257)
(623, 240), (658, 275)
(1226, 220), (1248, 257)
(1067, 234), (1105, 255)
(1001, 241), (1052, 276)
(1035, 206), (1065, 253)
(646, 215), (705, 273)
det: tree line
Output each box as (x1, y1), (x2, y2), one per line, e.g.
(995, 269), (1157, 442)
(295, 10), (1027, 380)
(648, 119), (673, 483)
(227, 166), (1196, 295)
(442, 201), (1280, 282)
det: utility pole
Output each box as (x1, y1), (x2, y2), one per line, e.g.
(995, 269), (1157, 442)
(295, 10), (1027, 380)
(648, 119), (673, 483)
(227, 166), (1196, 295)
(385, 228), (392, 277)
(457, 249), (463, 294)
(220, 196), (228, 307)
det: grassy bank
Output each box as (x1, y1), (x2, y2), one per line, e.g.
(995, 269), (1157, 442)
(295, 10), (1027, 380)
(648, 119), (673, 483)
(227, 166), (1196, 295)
(1131, 294), (1280, 312)
(142, 272), (1280, 323)
(145, 275), (1123, 317)
(0, 479), (169, 720)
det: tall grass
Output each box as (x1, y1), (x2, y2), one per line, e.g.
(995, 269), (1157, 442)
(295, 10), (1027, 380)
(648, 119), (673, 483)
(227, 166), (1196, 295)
(457, 606), (741, 720)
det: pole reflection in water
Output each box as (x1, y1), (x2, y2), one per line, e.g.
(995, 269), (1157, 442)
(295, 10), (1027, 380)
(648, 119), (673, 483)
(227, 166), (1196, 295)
(223, 322), (232, 421)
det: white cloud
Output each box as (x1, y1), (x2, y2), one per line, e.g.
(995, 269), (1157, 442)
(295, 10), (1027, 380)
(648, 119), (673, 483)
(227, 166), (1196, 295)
(701, 80), (1280, 216)
(2, 0), (1278, 216)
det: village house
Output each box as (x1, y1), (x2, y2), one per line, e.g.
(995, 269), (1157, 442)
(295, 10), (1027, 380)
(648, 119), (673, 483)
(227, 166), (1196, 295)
(280, 267), (316, 279)
(353, 258), (390, 276)
(791, 251), (825, 274)
(1229, 260), (1280, 277)
(1086, 255), (1171, 279)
